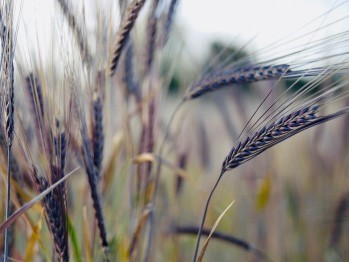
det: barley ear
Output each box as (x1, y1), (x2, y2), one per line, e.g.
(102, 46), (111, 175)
(110, 0), (147, 75)
(92, 92), (104, 176)
(185, 64), (291, 100)
(81, 126), (109, 256)
(1, 3), (15, 261)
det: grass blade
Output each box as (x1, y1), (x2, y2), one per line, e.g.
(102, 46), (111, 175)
(0, 167), (79, 233)
(197, 201), (235, 262)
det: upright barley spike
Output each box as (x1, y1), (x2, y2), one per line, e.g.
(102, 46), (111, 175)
(1, 3), (14, 261)
(81, 125), (109, 257)
(92, 92), (104, 176)
(110, 0), (147, 75)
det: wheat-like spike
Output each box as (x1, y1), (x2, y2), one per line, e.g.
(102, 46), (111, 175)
(81, 126), (109, 253)
(92, 92), (104, 175)
(110, 0), (147, 76)
(2, 26), (14, 149)
(56, 0), (92, 65)
(33, 171), (69, 262)
(185, 64), (291, 100)
(70, 76), (109, 255)
(144, 0), (160, 73)
(222, 105), (319, 172)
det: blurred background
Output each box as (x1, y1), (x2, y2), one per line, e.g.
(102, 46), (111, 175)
(2, 0), (349, 261)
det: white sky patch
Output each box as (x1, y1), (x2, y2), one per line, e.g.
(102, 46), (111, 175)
(180, 0), (334, 46)
(17, 0), (349, 67)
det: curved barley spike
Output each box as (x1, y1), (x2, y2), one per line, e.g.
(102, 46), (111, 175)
(194, 105), (349, 262)
(221, 105), (319, 173)
(185, 64), (291, 100)
(110, 0), (147, 76)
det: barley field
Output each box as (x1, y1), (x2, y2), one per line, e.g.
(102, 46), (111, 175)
(1, 0), (349, 261)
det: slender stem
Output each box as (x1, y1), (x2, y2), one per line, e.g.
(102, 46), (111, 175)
(4, 146), (11, 262)
(143, 99), (185, 262)
(193, 172), (224, 262)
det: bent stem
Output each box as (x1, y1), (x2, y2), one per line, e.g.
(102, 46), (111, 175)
(193, 171), (224, 262)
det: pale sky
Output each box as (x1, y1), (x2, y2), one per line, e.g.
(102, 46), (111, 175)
(180, 0), (330, 43)
(179, 0), (348, 56)
(16, 0), (349, 66)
